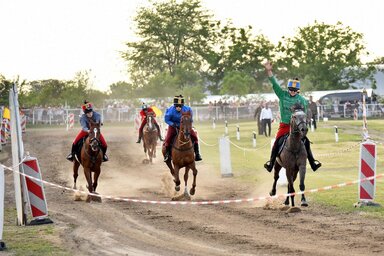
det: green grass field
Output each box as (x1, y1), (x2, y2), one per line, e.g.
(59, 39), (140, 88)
(194, 118), (384, 217)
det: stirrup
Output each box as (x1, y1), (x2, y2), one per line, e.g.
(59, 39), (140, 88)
(311, 160), (321, 172)
(264, 161), (273, 172)
(103, 154), (109, 162)
(66, 153), (74, 162)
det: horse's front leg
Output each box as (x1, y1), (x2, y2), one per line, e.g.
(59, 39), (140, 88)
(270, 163), (282, 196)
(92, 168), (101, 192)
(73, 160), (80, 189)
(299, 165), (308, 207)
(288, 180), (295, 207)
(173, 165), (181, 192)
(190, 164), (198, 196)
(183, 167), (190, 197)
(83, 167), (93, 203)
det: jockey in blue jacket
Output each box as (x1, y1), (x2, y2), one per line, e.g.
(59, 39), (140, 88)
(163, 95), (202, 162)
(66, 101), (108, 162)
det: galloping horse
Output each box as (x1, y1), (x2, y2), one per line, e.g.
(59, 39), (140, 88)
(269, 103), (308, 209)
(143, 112), (158, 163)
(73, 118), (103, 202)
(163, 111), (198, 200)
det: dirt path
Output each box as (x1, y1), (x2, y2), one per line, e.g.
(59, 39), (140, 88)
(3, 125), (384, 255)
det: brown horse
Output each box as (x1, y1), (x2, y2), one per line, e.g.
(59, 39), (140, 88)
(73, 118), (103, 202)
(143, 112), (158, 163)
(269, 104), (308, 211)
(163, 111), (198, 200)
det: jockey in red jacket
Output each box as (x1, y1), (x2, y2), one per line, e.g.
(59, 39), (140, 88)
(136, 103), (163, 143)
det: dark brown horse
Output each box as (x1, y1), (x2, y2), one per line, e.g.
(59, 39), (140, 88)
(73, 118), (103, 202)
(143, 112), (158, 163)
(163, 111), (198, 200)
(270, 104), (308, 210)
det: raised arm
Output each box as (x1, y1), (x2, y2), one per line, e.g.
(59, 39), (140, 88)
(264, 61), (273, 77)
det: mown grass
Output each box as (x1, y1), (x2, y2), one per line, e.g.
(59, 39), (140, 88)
(194, 118), (384, 217)
(2, 208), (70, 255)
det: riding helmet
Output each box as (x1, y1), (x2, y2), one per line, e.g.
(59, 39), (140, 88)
(141, 103), (148, 110)
(173, 95), (184, 106)
(82, 101), (93, 113)
(287, 78), (300, 91)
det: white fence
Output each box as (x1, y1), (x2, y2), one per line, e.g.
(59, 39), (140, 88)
(19, 103), (384, 126)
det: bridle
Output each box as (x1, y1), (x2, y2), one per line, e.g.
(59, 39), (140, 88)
(290, 110), (307, 137)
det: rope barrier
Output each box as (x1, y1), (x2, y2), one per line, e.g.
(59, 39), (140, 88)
(1, 161), (382, 206)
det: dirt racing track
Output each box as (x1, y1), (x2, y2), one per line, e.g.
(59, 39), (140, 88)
(3, 125), (384, 256)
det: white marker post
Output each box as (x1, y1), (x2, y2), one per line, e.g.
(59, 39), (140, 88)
(224, 120), (228, 135)
(334, 126), (339, 143)
(236, 125), (240, 140)
(219, 136), (233, 177)
(252, 131), (257, 148)
(212, 118), (216, 129)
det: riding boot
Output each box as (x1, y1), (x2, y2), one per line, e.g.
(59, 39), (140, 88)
(154, 123), (164, 141)
(303, 137), (321, 171)
(66, 143), (76, 162)
(264, 143), (278, 172)
(136, 135), (142, 143)
(194, 143), (202, 161)
(163, 146), (172, 162)
(101, 146), (109, 162)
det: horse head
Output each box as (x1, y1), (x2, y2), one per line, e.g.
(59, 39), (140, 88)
(146, 112), (156, 131)
(180, 111), (192, 139)
(290, 103), (308, 138)
(88, 119), (101, 152)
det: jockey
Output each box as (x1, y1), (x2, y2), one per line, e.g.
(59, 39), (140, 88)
(136, 103), (163, 143)
(66, 101), (109, 162)
(163, 95), (202, 162)
(263, 61), (321, 172)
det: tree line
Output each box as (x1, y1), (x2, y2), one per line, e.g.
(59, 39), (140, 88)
(1, 0), (383, 108)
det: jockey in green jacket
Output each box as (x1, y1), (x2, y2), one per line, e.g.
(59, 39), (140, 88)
(263, 61), (321, 173)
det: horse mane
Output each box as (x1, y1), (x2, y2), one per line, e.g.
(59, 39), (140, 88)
(181, 110), (191, 117)
(291, 103), (304, 113)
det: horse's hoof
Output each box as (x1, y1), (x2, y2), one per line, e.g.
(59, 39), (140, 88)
(92, 196), (102, 203)
(286, 207), (301, 213)
(280, 205), (290, 211)
(301, 201), (308, 207)
(269, 190), (276, 196)
(190, 188), (195, 196)
(175, 185), (180, 192)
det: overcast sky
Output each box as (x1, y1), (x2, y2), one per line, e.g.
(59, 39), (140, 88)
(1, 0), (383, 92)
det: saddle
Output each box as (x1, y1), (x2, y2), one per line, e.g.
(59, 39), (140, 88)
(74, 137), (87, 164)
(276, 134), (289, 156)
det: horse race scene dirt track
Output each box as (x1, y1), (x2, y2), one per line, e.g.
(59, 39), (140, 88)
(2, 119), (384, 256)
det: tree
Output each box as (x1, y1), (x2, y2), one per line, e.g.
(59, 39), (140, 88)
(203, 24), (274, 94)
(220, 71), (251, 98)
(275, 21), (375, 91)
(122, 0), (218, 89)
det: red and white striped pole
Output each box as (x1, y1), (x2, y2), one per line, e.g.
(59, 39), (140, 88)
(358, 140), (378, 206)
(20, 112), (26, 133)
(21, 156), (53, 225)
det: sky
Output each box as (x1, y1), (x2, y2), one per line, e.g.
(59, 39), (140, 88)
(1, 0), (383, 92)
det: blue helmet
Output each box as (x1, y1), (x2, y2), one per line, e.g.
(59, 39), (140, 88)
(141, 103), (148, 110)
